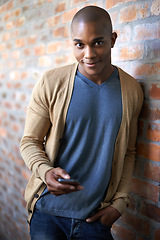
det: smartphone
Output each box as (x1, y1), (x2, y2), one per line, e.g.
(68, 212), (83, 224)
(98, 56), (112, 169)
(58, 178), (80, 185)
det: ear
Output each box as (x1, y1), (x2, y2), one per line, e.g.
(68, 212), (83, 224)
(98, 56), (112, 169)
(111, 32), (117, 48)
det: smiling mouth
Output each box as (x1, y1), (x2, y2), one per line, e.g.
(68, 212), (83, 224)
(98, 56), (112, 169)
(83, 61), (100, 67)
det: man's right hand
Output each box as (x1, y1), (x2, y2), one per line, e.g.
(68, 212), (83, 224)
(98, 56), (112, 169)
(45, 167), (84, 196)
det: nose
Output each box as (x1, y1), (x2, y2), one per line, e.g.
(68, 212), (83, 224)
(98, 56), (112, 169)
(84, 46), (96, 59)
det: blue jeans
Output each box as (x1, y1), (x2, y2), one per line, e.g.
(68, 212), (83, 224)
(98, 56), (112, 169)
(30, 209), (114, 240)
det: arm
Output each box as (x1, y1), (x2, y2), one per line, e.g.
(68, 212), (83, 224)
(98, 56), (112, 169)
(20, 75), (53, 183)
(111, 84), (144, 214)
(20, 74), (83, 194)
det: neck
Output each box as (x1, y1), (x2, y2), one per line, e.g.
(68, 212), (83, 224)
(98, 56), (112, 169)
(78, 64), (114, 85)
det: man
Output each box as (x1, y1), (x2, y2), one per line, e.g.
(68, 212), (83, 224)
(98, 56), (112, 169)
(20, 6), (143, 240)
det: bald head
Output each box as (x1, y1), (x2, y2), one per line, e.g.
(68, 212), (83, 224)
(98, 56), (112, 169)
(71, 6), (113, 35)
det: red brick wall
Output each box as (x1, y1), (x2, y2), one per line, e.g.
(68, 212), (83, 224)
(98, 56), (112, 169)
(0, 0), (159, 239)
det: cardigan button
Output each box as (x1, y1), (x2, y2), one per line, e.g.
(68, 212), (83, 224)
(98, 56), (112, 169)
(34, 193), (39, 198)
(28, 209), (32, 213)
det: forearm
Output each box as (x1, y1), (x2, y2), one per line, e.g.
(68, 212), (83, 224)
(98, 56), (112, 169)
(20, 107), (53, 182)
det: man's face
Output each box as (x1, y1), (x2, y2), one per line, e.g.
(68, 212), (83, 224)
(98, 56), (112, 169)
(71, 20), (116, 81)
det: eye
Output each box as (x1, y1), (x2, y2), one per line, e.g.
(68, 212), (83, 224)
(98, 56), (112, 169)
(95, 41), (103, 46)
(75, 42), (84, 49)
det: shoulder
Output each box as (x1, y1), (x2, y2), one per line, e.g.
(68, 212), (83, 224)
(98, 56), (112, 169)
(117, 66), (144, 114)
(32, 62), (77, 101)
(42, 62), (78, 85)
(117, 67), (143, 97)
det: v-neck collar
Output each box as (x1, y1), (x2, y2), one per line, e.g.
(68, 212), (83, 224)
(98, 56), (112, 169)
(76, 67), (117, 88)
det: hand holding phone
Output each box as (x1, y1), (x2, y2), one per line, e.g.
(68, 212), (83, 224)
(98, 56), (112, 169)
(45, 168), (84, 196)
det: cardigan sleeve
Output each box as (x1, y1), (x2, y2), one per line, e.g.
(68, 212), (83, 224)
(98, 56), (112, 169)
(20, 73), (53, 183)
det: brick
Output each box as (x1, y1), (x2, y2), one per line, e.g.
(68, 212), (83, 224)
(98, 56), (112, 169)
(140, 201), (160, 222)
(119, 44), (144, 61)
(106, 0), (132, 9)
(62, 8), (78, 23)
(0, 73), (5, 80)
(2, 32), (10, 41)
(119, 5), (137, 23)
(47, 15), (61, 28)
(23, 48), (30, 56)
(4, 12), (10, 21)
(116, 26), (131, 43)
(155, 228), (160, 240)
(34, 45), (45, 56)
(149, 84), (160, 100)
(15, 17), (25, 27)
(122, 212), (150, 235)
(64, 39), (73, 49)
(146, 123), (160, 142)
(109, 11), (118, 27)
(22, 5), (29, 12)
(16, 59), (25, 69)
(128, 194), (136, 211)
(20, 72), (28, 79)
(0, 128), (7, 137)
(27, 35), (37, 45)
(55, 55), (69, 66)
(14, 83), (21, 88)
(140, 103), (160, 121)
(11, 30), (19, 39)
(134, 22), (160, 41)
(6, 20), (14, 30)
(22, 169), (31, 181)
(47, 42), (62, 54)
(134, 63), (160, 77)
(0, 44), (5, 52)
(38, 56), (51, 67)
(6, 42), (12, 50)
(5, 0), (13, 11)
(55, 2), (66, 13)
(112, 224), (136, 240)
(144, 162), (160, 182)
(2, 52), (8, 60)
(11, 8), (21, 17)
(73, 0), (87, 5)
(12, 50), (20, 59)
(9, 71), (19, 81)
(151, 0), (160, 16)
(146, 40), (160, 59)
(16, 38), (25, 48)
(137, 142), (160, 162)
(53, 26), (69, 38)
(131, 177), (159, 202)
(0, 5), (5, 13)
(12, 124), (19, 132)
(35, 0), (45, 6)
(133, 157), (143, 177)
(119, 3), (149, 23)
(139, 3), (150, 19)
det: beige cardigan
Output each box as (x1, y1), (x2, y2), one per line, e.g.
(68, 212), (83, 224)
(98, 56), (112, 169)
(20, 62), (143, 223)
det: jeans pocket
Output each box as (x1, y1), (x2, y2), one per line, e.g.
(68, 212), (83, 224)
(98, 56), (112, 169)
(97, 219), (112, 229)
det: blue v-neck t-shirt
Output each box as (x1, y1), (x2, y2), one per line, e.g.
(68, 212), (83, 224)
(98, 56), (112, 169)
(35, 67), (122, 219)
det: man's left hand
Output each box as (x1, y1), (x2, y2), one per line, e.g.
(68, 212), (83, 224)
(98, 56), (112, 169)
(86, 206), (121, 227)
